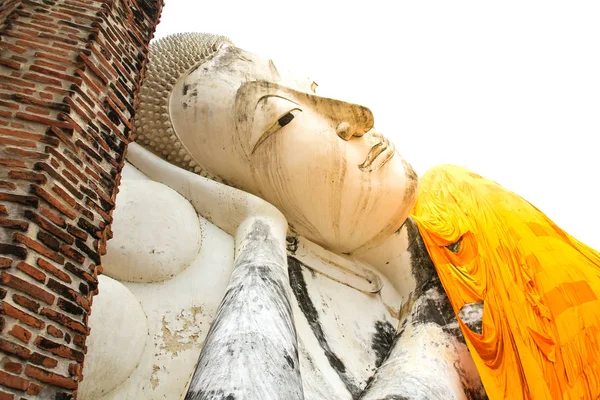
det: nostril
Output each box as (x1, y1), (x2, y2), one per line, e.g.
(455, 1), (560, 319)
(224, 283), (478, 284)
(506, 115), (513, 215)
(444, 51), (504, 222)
(336, 122), (353, 141)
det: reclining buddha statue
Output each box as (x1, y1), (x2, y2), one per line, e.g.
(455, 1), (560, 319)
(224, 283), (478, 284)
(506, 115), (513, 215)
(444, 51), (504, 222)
(77, 33), (600, 400)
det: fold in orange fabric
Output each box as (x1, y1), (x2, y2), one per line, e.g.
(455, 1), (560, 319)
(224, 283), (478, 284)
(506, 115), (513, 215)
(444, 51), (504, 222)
(410, 165), (600, 400)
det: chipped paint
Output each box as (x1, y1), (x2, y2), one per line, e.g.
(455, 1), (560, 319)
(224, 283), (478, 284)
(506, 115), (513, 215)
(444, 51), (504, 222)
(159, 307), (205, 357)
(150, 365), (161, 390)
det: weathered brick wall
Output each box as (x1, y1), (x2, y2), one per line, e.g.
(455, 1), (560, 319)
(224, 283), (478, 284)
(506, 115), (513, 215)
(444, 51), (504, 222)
(0, 0), (162, 398)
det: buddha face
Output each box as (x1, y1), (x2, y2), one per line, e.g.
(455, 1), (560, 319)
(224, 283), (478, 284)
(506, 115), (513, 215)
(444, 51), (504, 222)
(170, 44), (418, 254)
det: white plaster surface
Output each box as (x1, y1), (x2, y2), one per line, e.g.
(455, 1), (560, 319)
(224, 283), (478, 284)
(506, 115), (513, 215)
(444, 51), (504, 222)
(121, 162), (150, 180)
(103, 180), (202, 283)
(94, 217), (234, 400)
(290, 254), (400, 399)
(79, 276), (148, 399)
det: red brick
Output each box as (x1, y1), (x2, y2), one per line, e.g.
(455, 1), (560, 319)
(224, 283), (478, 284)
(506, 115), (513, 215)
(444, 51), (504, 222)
(0, 58), (20, 70)
(15, 262), (46, 283)
(33, 59), (69, 72)
(0, 369), (28, 392)
(0, 100), (18, 111)
(2, 362), (22, 375)
(33, 52), (77, 67)
(0, 159), (26, 168)
(20, 73), (62, 87)
(59, 245), (85, 265)
(0, 137), (36, 148)
(13, 232), (65, 265)
(29, 352), (58, 369)
(24, 106), (51, 116)
(4, 147), (49, 160)
(39, 307), (87, 335)
(15, 112), (73, 129)
(68, 362), (81, 377)
(37, 230), (60, 251)
(12, 294), (40, 313)
(47, 325), (64, 339)
(0, 258), (12, 268)
(0, 219), (28, 232)
(36, 258), (72, 284)
(46, 126), (77, 152)
(36, 162), (84, 200)
(0, 245), (26, 260)
(57, 298), (84, 316)
(8, 325), (31, 344)
(7, 170), (47, 184)
(34, 337), (84, 362)
(24, 210), (75, 246)
(25, 365), (77, 390)
(62, 169), (78, 184)
(72, 334), (85, 350)
(0, 126), (47, 142)
(10, 94), (70, 113)
(0, 41), (27, 54)
(40, 206), (66, 228)
(9, 55), (28, 64)
(0, 338), (30, 360)
(6, 29), (52, 45)
(46, 279), (89, 311)
(29, 65), (81, 84)
(66, 224), (87, 241)
(13, 19), (57, 34)
(0, 390), (13, 400)
(26, 382), (42, 395)
(64, 262), (96, 285)
(0, 181), (17, 190)
(0, 193), (37, 207)
(79, 53), (109, 84)
(0, 272), (55, 305)
(30, 185), (77, 220)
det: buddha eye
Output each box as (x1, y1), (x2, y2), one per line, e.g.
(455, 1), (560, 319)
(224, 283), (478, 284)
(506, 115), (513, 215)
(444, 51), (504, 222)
(264, 108), (301, 136)
(278, 112), (295, 127)
(250, 96), (302, 153)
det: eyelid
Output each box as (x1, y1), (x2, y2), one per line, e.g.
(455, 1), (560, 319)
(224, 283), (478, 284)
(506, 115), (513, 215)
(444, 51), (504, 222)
(252, 108), (301, 153)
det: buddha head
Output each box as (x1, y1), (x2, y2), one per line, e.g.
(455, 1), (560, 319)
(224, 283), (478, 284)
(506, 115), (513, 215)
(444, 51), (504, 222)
(133, 33), (418, 254)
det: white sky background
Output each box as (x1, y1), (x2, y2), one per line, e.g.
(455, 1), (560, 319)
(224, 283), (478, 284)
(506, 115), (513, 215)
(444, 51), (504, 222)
(153, 1), (600, 250)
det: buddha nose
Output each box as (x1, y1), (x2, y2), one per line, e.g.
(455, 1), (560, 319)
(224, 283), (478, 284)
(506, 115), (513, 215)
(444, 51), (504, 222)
(334, 104), (374, 141)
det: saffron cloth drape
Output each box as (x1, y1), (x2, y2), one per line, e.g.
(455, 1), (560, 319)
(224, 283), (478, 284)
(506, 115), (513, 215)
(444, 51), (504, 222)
(411, 165), (600, 400)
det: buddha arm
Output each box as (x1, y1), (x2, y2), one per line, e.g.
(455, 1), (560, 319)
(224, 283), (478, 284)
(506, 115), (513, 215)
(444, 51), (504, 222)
(126, 144), (304, 400)
(184, 217), (304, 400)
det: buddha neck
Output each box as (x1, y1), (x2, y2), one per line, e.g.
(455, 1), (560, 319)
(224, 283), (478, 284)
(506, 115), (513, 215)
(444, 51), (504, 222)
(353, 217), (437, 300)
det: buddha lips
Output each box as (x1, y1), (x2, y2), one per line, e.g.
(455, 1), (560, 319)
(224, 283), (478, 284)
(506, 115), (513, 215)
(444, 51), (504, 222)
(359, 136), (395, 172)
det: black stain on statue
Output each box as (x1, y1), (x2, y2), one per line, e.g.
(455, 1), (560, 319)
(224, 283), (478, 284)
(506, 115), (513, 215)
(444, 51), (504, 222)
(404, 217), (437, 297)
(284, 352), (295, 369)
(372, 320), (395, 367)
(412, 285), (455, 327)
(288, 256), (362, 399)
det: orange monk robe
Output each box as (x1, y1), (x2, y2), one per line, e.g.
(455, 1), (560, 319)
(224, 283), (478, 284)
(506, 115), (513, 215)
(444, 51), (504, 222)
(410, 165), (600, 400)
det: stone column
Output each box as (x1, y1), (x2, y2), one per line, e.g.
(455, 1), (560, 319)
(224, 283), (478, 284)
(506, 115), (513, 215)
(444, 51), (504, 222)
(0, 0), (162, 398)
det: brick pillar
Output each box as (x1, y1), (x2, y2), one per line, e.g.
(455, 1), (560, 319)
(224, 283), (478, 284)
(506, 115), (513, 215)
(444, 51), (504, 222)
(0, 0), (162, 398)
